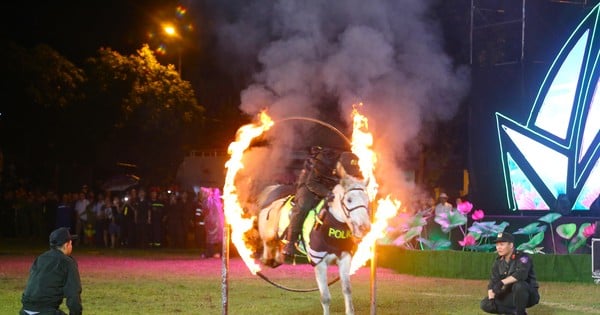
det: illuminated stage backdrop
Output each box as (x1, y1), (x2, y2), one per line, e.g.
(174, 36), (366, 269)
(496, 4), (600, 211)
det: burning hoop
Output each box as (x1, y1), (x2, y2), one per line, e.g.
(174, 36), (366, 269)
(221, 106), (401, 314)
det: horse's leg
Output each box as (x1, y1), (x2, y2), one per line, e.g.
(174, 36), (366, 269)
(259, 201), (282, 267)
(261, 238), (272, 266)
(338, 253), (354, 315)
(269, 239), (282, 267)
(274, 241), (283, 265)
(314, 260), (331, 315)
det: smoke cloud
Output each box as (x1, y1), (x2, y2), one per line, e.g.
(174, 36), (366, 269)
(208, 0), (470, 202)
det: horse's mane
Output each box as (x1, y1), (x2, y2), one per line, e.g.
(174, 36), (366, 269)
(338, 174), (365, 190)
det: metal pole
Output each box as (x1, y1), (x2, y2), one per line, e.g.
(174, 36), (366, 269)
(370, 200), (377, 315)
(370, 241), (377, 314)
(521, 0), (526, 65)
(521, 0), (526, 102)
(178, 49), (182, 77)
(221, 223), (230, 315)
(470, 0), (474, 65)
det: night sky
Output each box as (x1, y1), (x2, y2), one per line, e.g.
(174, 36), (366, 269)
(1, 1), (166, 63)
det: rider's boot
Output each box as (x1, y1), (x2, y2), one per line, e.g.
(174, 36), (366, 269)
(282, 210), (303, 263)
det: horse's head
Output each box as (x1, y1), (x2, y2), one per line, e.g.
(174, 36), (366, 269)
(331, 175), (371, 240)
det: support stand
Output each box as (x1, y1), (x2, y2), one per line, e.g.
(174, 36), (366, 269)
(222, 224), (230, 314)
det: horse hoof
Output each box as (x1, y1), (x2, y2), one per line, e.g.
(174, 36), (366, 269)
(261, 258), (279, 268)
(270, 261), (282, 268)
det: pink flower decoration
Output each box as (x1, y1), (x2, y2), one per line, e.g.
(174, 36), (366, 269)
(584, 223), (597, 238)
(459, 234), (476, 247)
(471, 209), (485, 221)
(457, 201), (473, 215)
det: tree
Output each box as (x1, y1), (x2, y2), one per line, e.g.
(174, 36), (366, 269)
(0, 42), (86, 189)
(1, 43), (204, 191)
(83, 44), (204, 185)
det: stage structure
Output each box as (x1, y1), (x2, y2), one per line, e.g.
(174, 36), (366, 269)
(495, 3), (600, 211)
(593, 238), (600, 284)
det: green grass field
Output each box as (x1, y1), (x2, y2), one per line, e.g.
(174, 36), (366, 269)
(1, 243), (599, 314)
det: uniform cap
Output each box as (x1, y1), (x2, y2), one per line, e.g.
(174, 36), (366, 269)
(439, 193), (448, 199)
(49, 227), (78, 246)
(494, 232), (514, 243)
(339, 152), (362, 178)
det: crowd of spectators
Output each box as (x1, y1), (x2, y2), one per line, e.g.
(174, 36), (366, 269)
(0, 184), (224, 256)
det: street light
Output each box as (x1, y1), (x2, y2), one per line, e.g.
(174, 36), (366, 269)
(162, 23), (182, 76)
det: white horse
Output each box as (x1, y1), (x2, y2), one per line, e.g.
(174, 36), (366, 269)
(257, 174), (371, 315)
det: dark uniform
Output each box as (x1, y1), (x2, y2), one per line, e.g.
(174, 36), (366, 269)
(481, 236), (540, 314)
(307, 209), (355, 265)
(149, 197), (165, 247)
(121, 199), (136, 247)
(283, 148), (361, 257)
(136, 196), (151, 248)
(21, 228), (82, 315)
(166, 195), (186, 248)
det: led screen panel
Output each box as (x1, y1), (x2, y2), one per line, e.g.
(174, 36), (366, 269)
(495, 4), (600, 211)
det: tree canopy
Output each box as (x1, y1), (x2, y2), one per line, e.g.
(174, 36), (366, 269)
(1, 43), (204, 191)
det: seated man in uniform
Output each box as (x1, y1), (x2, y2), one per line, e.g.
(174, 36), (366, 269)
(21, 227), (83, 315)
(282, 147), (362, 260)
(480, 232), (540, 315)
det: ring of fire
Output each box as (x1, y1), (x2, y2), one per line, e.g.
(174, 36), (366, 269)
(222, 106), (400, 276)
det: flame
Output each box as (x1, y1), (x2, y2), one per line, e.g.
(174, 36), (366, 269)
(351, 104), (378, 200)
(350, 195), (401, 274)
(349, 104), (400, 275)
(223, 111), (274, 274)
(223, 106), (399, 276)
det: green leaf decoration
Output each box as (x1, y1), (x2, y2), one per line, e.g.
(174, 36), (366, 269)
(434, 211), (467, 233)
(466, 244), (497, 252)
(468, 221), (510, 238)
(409, 214), (428, 229)
(529, 231), (546, 247)
(538, 212), (562, 224)
(470, 231), (482, 240)
(523, 247), (546, 255)
(567, 234), (588, 253)
(377, 235), (394, 245)
(417, 238), (451, 250)
(404, 227), (423, 242)
(556, 223), (577, 239)
(496, 221), (510, 234)
(567, 223), (593, 253)
(516, 231), (545, 251)
(514, 222), (547, 235)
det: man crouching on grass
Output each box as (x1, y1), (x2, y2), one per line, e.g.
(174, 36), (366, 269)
(20, 227), (82, 315)
(480, 232), (540, 315)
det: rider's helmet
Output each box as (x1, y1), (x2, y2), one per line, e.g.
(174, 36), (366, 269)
(309, 145), (323, 156)
(338, 152), (362, 178)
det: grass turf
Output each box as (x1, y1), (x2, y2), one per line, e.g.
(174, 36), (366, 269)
(1, 242), (599, 314)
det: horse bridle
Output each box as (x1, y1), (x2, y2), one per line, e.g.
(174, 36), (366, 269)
(340, 186), (369, 218)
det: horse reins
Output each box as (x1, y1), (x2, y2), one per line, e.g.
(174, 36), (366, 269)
(340, 186), (369, 218)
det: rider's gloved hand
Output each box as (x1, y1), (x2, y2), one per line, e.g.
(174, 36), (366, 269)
(326, 192), (335, 202)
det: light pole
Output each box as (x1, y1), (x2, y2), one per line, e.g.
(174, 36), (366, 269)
(163, 24), (182, 76)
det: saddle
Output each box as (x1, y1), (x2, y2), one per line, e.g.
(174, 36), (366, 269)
(272, 196), (326, 257)
(274, 196), (354, 265)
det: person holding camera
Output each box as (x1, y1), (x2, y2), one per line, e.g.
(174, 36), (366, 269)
(480, 232), (540, 315)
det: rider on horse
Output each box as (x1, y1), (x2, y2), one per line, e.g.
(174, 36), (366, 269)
(282, 147), (362, 261)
